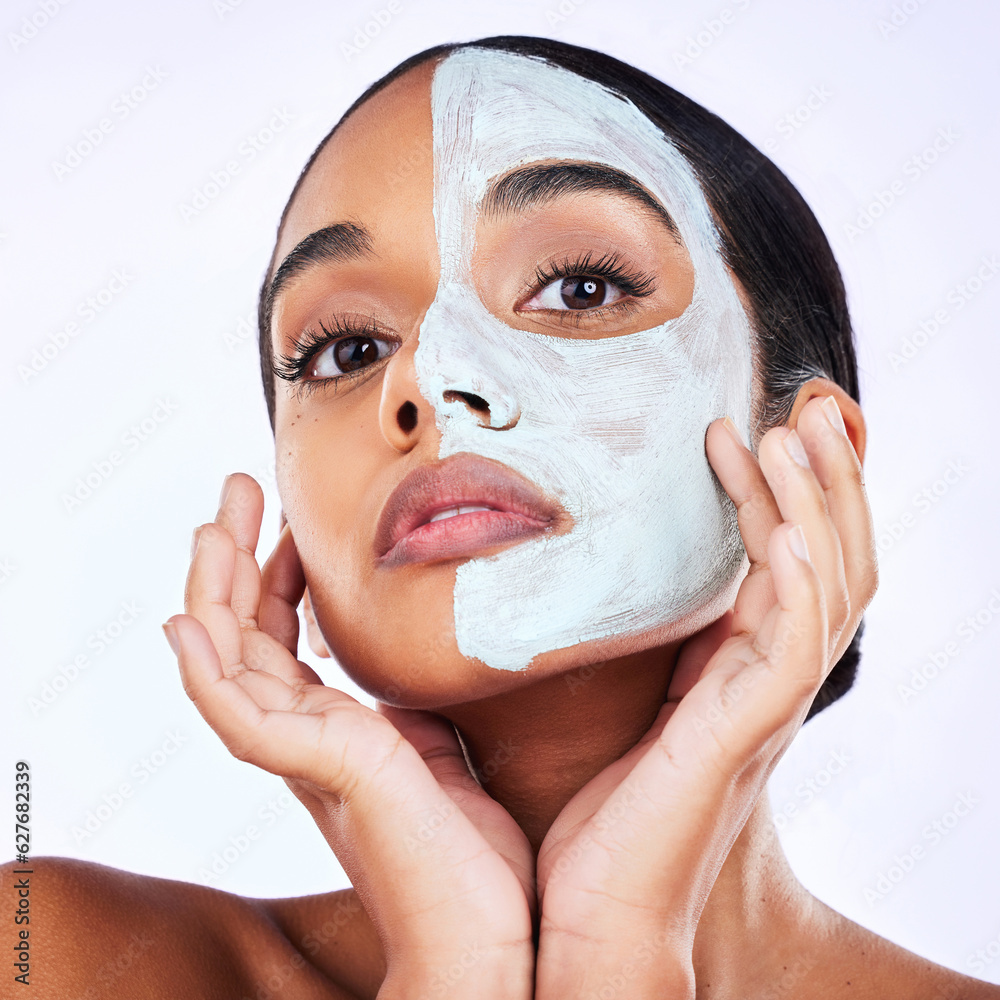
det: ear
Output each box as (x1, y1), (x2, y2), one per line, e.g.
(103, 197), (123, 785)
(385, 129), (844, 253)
(303, 586), (332, 659)
(785, 377), (866, 466)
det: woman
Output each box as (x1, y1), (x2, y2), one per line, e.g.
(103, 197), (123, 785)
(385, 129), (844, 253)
(22, 36), (998, 999)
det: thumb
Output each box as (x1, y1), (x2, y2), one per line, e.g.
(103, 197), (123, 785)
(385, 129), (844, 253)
(376, 704), (479, 792)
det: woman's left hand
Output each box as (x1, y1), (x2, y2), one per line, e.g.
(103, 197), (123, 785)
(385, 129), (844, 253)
(533, 394), (877, 998)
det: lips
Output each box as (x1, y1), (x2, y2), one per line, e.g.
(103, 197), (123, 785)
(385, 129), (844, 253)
(374, 453), (568, 567)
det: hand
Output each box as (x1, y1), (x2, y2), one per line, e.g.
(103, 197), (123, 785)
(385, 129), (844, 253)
(164, 474), (535, 998)
(533, 395), (877, 999)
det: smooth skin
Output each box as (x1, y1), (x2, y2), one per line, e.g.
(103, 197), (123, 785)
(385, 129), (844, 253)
(10, 57), (999, 1000)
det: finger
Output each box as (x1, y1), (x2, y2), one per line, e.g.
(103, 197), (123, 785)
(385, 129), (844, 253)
(183, 522), (244, 673)
(659, 524), (825, 787)
(794, 396), (878, 645)
(705, 419), (781, 568)
(625, 525), (825, 855)
(705, 419), (781, 635)
(259, 524), (306, 656)
(185, 513), (318, 687)
(757, 425), (850, 655)
(665, 609), (732, 702)
(215, 474), (265, 632)
(169, 612), (355, 785)
(745, 521), (829, 723)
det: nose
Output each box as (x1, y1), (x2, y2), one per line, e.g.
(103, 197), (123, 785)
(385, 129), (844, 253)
(412, 281), (524, 436)
(441, 389), (519, 430)
(377, 336), (429, 454)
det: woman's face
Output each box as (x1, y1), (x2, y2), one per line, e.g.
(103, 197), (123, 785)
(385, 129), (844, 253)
(268, 49), (754, 706)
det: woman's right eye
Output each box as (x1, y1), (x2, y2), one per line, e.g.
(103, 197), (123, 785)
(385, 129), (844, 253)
(311, 335), (399, 379)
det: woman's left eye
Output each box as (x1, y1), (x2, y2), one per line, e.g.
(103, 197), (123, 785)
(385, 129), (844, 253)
(312, 335), (398, 378)
(525, 276), (627, 312)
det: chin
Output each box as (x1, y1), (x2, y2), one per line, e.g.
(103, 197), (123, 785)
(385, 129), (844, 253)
(316, 557), (745, 710)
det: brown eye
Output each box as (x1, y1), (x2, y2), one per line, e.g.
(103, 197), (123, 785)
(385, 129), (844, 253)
(310, 335), (399, 379)
(560, 277), (608, 309)
(523, 273), (627, 312)
(334, 337), (380, 372)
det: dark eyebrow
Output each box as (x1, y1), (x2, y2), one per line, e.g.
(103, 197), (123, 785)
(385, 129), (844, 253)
(481, 162), (680, 239)
(263, 221), (374, 319)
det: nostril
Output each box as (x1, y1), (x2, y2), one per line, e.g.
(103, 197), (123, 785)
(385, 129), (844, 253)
(396, 401), (417, 433)
(443, 390), (491, 415)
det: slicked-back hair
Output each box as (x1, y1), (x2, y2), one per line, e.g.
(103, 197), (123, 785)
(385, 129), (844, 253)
(257, 35), (862, 720)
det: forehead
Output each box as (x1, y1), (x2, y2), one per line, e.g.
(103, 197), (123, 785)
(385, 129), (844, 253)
(273, 58), (437, 267)
(427, 48), (717, 282)
(276, 50), (717, 268)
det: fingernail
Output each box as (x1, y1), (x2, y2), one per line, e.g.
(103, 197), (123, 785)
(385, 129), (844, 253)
(722, 416), (750, 450)
(821, 396), (848, 437)
(783, 429), (811, 469)
(219, 474), (234, 509)
(787, 524), (811, 563)
(162, 621), (180, 656)
(191, 527), (203, 559)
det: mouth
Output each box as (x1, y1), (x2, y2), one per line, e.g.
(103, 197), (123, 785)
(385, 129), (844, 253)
(374, 453), (568, 567)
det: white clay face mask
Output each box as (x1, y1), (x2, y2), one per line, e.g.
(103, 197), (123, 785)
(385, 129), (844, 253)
(413, 48), (754, 671)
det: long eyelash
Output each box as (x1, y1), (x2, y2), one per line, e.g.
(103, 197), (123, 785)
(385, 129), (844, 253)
(531, 250), (657, 301)
(272, 316), (387, 387)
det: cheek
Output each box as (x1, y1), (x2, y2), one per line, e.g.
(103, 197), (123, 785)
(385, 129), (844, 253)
(273, 413), (481, 706)
(275, 415), (372, 614)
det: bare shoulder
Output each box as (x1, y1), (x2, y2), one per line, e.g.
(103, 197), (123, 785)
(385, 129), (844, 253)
(4, 856), (367, 999)
(806, 894), (1000, 1000)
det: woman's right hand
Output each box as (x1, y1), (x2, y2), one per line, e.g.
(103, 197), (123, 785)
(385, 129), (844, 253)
(163, 473), (535, 1000)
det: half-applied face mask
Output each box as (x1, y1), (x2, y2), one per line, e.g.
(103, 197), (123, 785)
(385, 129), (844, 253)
(413, 48), (754, 671)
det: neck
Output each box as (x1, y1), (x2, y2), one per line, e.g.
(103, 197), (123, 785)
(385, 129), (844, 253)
(441, 644), (677, 851)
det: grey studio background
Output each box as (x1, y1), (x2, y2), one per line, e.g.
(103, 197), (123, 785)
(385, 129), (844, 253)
(2, 0), (999, 982)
